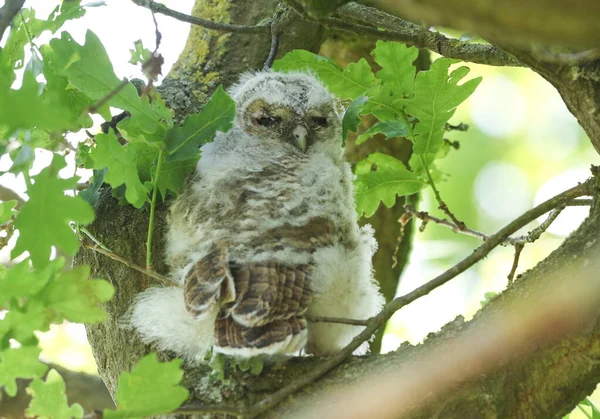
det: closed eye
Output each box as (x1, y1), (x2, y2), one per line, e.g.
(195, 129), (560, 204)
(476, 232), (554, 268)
(255, 116), (282, 127)
(312, 116), (328, 127)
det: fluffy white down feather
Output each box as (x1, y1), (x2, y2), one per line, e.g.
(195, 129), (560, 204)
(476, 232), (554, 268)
(128, 286), (216, 363)
(307, 225), (384, 355)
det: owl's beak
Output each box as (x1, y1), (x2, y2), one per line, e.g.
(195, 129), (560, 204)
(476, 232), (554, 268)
(292, 125), (308, 152)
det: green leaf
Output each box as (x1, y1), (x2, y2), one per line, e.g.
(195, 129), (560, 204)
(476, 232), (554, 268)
(129, 39), (152, 66)
(342, 96), (367, 142)
(0, 346), (48, 397)
(355, 120), (410, 145)
(0, 72), (71, 137)
(0, 259), (56, 307)
(273, 50), (376, 100)
(89, 133), (148, 208)
(165, 85), (235, 161)
(13, 156), (95, 268)
(404, 58), (481, 160)
(362, 84), (402, 121)
(41, 265), (114, 324)
(354, 153), (425, 218)
(0, 3), (85, 84)
(48, 31), (167, 135)
(26, 369), (84, 419)
(79, 169), (106, 206)
(580, 398), (600, 418)
(104, 353), (189, 419)
(373, 41), (419, 96)
(0, 200), (17, 224)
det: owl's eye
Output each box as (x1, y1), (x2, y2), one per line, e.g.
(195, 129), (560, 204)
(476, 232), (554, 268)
(312, 116), (328, 127)
(255, 116), (281, 127)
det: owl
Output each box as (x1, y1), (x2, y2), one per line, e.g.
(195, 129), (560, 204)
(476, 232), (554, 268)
(128, 70), (384, 363)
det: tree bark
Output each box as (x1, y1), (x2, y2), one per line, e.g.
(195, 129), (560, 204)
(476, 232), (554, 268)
(76, 1), (600, 417)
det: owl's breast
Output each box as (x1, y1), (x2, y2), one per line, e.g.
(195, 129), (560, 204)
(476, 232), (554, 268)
(219, 157), (354, 265)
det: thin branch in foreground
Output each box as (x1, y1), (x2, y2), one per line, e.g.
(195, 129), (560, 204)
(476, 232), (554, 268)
(245, 178), (593, 419)
(0, 0), (25, 42)
(129, 0), (270, 34)
(84, 244), (172, 286)
(307, 316), (370, 326)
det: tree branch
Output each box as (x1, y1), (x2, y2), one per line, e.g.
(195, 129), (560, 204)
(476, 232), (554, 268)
(83, 244), (172, 287)
(359, 0), (600, 50)
(0, 0), (25, 42)
(335, 2), (522, 67)
(129, 0), (270, 34)
(243, 178), (593, 418)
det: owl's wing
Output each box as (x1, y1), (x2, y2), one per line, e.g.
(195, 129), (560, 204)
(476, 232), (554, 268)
(184, 243), (235, 319)
(215, 262), (312, 354)
(230, 262), (312, 326)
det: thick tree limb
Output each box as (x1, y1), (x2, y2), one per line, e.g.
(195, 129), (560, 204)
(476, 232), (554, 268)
(335, 2), (521, 67)
(360, 0), (600, 50)
(0, 0), (25, 42)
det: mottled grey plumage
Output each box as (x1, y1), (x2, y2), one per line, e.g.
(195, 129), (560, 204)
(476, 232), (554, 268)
(129, 70), (384, 361)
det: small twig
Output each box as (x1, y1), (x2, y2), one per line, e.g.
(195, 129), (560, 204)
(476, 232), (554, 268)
(445, 122), (469, 132)
(87, 78), (129, 114)
(146, 150), (164, 270)
(130, 0), (270, 34)
(245, 179), (592, 419)
(84, 244), (171, 286)
(80, 226), (112, 252)
(0, 0), (25, 42)
(263, 30), (281, 69)
(405, 203), (573, 247)
(419, 155), (466, 230)
(405, 205), (487, 240)
(507, 243), (524, 282)
(512, 206), (565, 245)
(307, 316), (370, 326)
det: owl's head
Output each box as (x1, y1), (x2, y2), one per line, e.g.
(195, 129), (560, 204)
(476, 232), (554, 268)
(229, 71), (342, 154)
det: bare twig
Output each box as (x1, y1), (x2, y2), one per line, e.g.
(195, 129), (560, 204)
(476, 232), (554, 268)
(84, 244), (172, 286)
(0, 0), (25, 42)
(129, 0), (270, 34)
(264, 30), (281, 69)
(507, 243), (524, 282)
(245, 179), (592, 419)
(307, 316), (370, 326)
(405, 203), (575, 247)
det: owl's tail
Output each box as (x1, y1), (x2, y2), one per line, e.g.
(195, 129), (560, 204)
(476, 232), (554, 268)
(124, 286), (216, 364)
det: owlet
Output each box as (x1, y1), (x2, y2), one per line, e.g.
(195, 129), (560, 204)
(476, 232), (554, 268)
(129, 70), (384, 362)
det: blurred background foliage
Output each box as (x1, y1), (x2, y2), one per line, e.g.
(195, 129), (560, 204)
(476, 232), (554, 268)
(1, 0), (598, 417)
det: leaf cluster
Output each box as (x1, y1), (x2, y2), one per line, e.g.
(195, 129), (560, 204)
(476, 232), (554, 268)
(274, 42), (481, 217)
